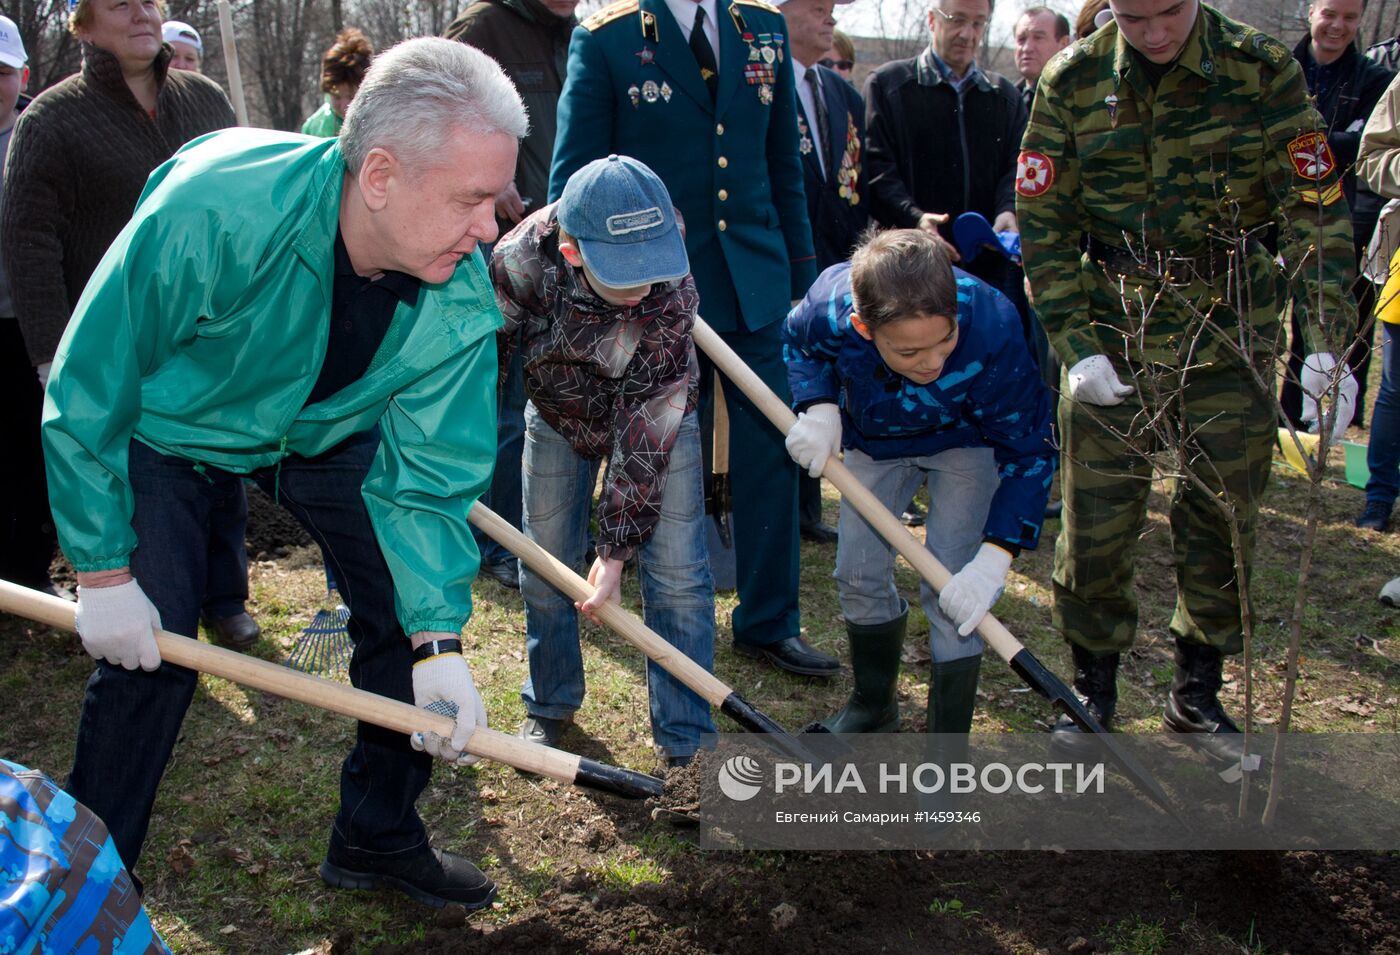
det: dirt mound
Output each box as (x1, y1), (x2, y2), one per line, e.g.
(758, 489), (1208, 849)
(245, 483), (315, 559)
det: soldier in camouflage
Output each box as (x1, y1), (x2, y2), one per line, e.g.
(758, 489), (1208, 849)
(1016, 0), (1357, 763)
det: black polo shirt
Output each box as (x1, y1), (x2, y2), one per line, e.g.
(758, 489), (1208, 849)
(303, 231), (422, 408)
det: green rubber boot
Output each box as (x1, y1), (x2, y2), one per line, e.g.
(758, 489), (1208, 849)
(818, 608), (907, 733)
(927, 655), (983, 734)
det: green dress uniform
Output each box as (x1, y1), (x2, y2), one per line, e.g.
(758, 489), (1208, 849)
(1017, 5), (1355, 661)
(550, 0), (819, 652)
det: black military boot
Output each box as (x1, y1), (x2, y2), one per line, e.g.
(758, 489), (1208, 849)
(818, 607), (906, 733)
(1050, 644), (1119, 753)
(1162, 639), (1245, 765)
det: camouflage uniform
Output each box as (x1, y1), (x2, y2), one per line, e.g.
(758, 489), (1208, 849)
(1017, 5), (1355, 656)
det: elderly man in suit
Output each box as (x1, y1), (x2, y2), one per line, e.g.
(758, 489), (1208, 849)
(551, 0), (838, 677)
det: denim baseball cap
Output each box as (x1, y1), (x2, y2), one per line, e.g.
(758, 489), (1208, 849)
(953, 211), (1021, 264)
(557, 154), (689, 290)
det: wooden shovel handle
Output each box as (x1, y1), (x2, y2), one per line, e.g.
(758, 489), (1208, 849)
(0, 579), (583, 782)
(216, 0), (250, 127)
(712, 371), (730, 474)
(691, 318), (1025, 664)
(467, 504), (735, 706)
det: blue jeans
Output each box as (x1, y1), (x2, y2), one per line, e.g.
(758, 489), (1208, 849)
(67, 434), (432, 875)
(1367, 321), (1400, 510)
(471, 346), (526, 568)
(200, 480), (251, 619)
(834, 445), (999, 663)
(518, 404), (716, 759)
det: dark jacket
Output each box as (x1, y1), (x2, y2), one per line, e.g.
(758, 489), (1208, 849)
(863, 47), (1027, 235)
(549, 0), (816, 333)
(492, 203), (700, 561)
(798, 64), (868, 270)
(783, 262), (1054, 553)
(1293, 35), (1395, 237)
(0, 44), (235, 365)
(445, 0), (576, 238)
(1368, 37), (1400, 73)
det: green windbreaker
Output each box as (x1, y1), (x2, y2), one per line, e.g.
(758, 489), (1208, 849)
(42, 128), (500, 636)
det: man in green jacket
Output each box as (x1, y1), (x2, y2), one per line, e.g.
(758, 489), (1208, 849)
(44, 37), (525, 909)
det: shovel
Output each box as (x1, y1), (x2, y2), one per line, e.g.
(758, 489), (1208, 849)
(0, 579), (662, 800)
(467, 503), (822, 760)
(692, 319), (1178, 817)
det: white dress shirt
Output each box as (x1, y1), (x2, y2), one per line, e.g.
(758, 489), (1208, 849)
(663, 0), (720, 62)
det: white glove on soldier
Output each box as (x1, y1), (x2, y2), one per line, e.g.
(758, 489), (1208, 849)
(74, 579), (163, 671)
(938, 543), (1013, 637)
(785, 403), (842, 477)
(1300, 352), (1359, 443)
(411, 650), (488, 765)
(1067, 355), (1133, 406)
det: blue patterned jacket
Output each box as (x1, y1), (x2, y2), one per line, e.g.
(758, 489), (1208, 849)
(783, 262), (1055, 550)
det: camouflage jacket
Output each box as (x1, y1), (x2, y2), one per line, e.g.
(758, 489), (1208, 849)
(1016, 5), (1355, 368)
(492, 203), (700, 562)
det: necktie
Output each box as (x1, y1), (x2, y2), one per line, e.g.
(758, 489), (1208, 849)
(691, 6), (718, 99)
(805, 66), (831, 179)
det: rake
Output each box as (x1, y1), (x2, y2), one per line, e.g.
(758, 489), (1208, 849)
(285, 563), (352, 674)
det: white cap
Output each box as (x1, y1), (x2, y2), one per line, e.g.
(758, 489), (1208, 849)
(0, 15), (28, 70)
(162, 20), (202, 53)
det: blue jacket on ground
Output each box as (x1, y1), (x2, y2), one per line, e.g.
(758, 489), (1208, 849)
(783, 262), (1055, 551)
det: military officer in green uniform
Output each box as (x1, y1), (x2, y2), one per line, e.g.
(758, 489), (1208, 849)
(551, 0), (837, 676)
(1017, 0), (1357, 762)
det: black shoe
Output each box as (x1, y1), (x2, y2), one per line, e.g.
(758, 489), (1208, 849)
(202, 611), (261, 652)
(901, 502), (926, 527)
(1356, 501), (1392, 532)
(478, 558), (520, 589)
(1044, 500), (1063, 521)
(1162, 639), (1244, 766)
(1050, 645), (1119, 754)
(320, 844), (496, 910)
(517, 714), (567, 748)
(800, 522), (839, 544)
(663, 752), (695, 770)
(734, 635), (840, 677)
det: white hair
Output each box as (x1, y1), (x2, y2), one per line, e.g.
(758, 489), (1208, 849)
(340, 37), (528, 176)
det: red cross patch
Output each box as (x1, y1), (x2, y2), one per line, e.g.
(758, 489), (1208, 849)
(1287, 132), (1335, 181)
(1016, 150), (1055, 198)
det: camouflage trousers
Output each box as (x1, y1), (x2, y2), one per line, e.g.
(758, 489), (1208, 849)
(1051, 353), (1276, 655)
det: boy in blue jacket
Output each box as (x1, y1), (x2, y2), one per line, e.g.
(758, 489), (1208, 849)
(783, 229), (1055, 734)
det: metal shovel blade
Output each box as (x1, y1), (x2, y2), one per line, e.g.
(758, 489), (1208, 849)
(1009, 649), (1180, 820)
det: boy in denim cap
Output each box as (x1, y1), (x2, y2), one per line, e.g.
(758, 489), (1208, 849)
(491, 154), (715, 768)
(783, 229), (1054, 736)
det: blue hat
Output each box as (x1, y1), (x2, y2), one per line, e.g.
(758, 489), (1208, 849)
(557, 155), (689, 290)
(953, 211), (1021, 264)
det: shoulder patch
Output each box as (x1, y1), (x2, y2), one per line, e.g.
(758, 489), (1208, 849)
(733, 0), (781, 13)
(582, 0), (638, 31)
(1226, 24), (1289, 68)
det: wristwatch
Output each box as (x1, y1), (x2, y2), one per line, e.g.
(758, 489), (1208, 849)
(411, 638), (463, 663)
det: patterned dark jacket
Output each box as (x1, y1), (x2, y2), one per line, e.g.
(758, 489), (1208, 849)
(492, 204), (700, 561)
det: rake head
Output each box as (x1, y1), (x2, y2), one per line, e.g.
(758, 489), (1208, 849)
(285, 598), (352, 674)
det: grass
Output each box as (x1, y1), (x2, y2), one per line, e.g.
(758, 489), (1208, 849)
(3, 442), (1400, 951)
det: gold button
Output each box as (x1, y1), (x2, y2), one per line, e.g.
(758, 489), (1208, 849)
(716, 123), (725, 135)
(717, 156), (728, 168)
(718, 219), (728, 231)
(718, 189), (728, 201)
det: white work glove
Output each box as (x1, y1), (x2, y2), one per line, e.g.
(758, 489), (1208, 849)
(411, 650), (488, 765)
(785, 402), (842, 477)
(938, 543), (1013, 637)
(1300, 352), (1359, 444)
(1067, 355), (1133, 406)
(74, 579), (163, 671)
(36, 362), (51, 388)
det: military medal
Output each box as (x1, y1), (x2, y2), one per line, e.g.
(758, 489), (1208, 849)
(628, 84), (641, 107)
(761, 45), (775, 64)
(660, 81), (672, 102)
(798, 117), (812, 154)
(642, 79), (660, 103)
(1104, 93), (1118, 127)
(748, 44), (761, 61)
(635, 46), (655, 66)
(759, 83), (773, 104)
(774, 35), (785, 63)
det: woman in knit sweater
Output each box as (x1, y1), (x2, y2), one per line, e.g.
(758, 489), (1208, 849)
(0, 0), (255, 650)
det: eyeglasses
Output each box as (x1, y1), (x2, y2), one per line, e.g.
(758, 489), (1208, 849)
(819, 57), (854, 70)
(933, 8), (989, 31)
